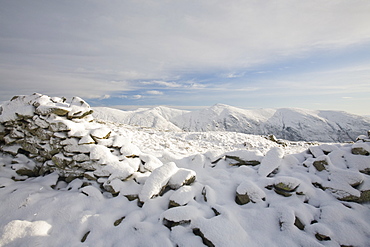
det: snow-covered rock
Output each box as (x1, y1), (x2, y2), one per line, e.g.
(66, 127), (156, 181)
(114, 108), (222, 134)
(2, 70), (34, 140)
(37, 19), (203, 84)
(0, 94), (369, 247)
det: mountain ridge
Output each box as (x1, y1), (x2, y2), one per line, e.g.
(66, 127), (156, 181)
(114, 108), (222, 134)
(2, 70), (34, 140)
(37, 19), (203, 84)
(93, 104), (370, 142)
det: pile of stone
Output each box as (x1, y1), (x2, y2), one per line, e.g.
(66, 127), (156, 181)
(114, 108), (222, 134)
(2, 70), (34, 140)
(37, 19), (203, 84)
(0, 93), (196, 203)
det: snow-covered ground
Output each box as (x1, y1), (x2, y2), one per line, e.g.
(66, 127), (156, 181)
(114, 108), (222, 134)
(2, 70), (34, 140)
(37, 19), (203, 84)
(0, 94), (370, 247)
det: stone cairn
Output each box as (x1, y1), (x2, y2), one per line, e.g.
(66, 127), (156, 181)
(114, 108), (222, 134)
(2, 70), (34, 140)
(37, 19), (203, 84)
(0, 93), (196, 204)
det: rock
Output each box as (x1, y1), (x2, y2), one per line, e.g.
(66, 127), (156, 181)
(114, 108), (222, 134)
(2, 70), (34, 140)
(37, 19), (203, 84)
(168, 168), (196, 189)
(274, 177), (300, 197)
(192, 228), (215, 247)
(103, 178), (124, 194)
(225, 155), (261, 166)
(294, 216), (305, 230)
(36, 105), (70, 116)
(49, 121), (71, 132)
(81, 231), (90, 243)
(33, 116), (50, 128)
(201, 185), (216, 204)
(236, 181), (266, 204)
(120, 143), (141, 157)
(16, 167), (38, 177)
(139, 154), (163, 172)
(356, 135), (368, 142)
(64, 144), (91, 153)
(78, 135), (96, 145)
(266, 134), (287, 146)
(315, 233), (331, 241)
(67, 97), (93, 119)
(309, 146), (325, 158)
(359, 189), (370, 203)
(235, 191), (251, 205)
(4, 135), (17, 145)
(113, 216), (125, 226)
(1, 145), (21, 156)
(313, 156), (330, 171)
(169, 186), (195, 208)
(83, 172), (97, 180)
(73, 153), (90, 162)
(9, 129), (24, 139)
(139, 162), (179, 203)
(258, 147), (284, 177)
(21, 142), (39, 155)
(162, 206), (195, 229)
(90, 128), (111, 140)
(0, 124), (6, 139)
(357, 179), (370, 203)
(325, 183), (361, 202)
(35, 128), (52, 140)
(351, 143), (370, 156)
(217, 150), (263, 166)
(52, 153), (73, 168)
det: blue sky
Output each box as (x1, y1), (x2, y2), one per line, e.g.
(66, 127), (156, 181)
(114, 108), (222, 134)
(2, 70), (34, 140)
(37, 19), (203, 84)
(1, 0), (370, 115)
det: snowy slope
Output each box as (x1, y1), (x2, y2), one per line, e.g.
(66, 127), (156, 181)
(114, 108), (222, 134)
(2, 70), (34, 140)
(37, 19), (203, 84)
(0, 94), (370, 247)
(94, 104), (370, 142)
(93, 106), (187, 131)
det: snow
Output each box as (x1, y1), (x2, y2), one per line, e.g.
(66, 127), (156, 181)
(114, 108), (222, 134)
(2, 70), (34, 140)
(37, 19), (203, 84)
(236, 180), (266, 203)
(139, 162), (179, 202)
(93, 104), (370, 142)
(0, 94), (370, 247)
(0, 220), (52, 246)
(258, 147), (284, 176)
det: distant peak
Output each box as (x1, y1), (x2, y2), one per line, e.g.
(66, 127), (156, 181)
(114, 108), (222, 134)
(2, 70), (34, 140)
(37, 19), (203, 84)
(212, 103), (230, 107)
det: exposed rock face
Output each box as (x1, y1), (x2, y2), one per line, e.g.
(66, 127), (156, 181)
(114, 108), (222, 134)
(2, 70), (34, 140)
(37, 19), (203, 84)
(0, 93), (196, 201)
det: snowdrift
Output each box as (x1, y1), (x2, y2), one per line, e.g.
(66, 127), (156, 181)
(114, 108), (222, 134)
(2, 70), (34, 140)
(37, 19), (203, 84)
(0, 93), (369, 247)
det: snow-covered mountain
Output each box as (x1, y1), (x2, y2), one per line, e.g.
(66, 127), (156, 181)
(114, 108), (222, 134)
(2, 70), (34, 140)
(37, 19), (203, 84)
(93, 106), (186, 131)
(93, 104), (370, 142)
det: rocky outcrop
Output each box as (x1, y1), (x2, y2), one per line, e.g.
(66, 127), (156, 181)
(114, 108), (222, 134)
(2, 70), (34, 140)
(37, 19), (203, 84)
(0, 93), (196, 202)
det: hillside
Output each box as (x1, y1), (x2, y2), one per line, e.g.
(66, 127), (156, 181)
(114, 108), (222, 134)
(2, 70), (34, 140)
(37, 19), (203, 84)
(0, 94), (369, 246)
(93, 104), (370, 142)
(93, 106), (186, 131)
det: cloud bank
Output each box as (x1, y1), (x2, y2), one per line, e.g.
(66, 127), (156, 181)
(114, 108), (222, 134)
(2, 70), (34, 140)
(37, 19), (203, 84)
(0, 0), (369, 114)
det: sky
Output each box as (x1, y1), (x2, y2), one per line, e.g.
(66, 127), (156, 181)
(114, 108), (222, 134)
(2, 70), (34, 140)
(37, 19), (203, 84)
(0, 0), (370, 115)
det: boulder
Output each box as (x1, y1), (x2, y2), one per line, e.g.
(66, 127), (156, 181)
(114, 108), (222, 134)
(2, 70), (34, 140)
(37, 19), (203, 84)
(313, 156), (330, 171)
(162, 206), (196, 229)
(49, 121), (71, 132)
(52, 153), (73, 168)
(351, 143), (370, 156)
(168, 168), (196, 189)
(169, 186), (195, 208)
(236, 181), (266, 204)
(67, 97), (93, 119)
(35, 105), (70, 116)
(273, 177), (300, 197)
(90, 128), (111, 140)
(139, 162), (179, 203)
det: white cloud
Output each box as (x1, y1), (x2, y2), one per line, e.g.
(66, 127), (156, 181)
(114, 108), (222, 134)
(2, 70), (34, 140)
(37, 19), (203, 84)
(146, 90), (163, 95)
(141, 81), (182, 88)
(131, 95), (142, 100)
(0, 66), (133, 101)
(100, 95), (111, 100)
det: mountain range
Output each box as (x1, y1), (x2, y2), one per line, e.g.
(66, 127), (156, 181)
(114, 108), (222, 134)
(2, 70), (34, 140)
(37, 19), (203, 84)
(93, 104), (370, 142)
